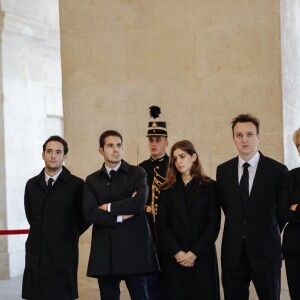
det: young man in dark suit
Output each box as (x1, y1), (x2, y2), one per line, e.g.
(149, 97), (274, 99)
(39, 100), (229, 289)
(22, 136), (87, 300)
(83, 130), (159, 300)
(216, 114), (288, 300)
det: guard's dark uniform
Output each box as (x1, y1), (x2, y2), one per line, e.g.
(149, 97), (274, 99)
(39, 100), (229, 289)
(140, 106), (168, 300)
(140, 154), (168, 247)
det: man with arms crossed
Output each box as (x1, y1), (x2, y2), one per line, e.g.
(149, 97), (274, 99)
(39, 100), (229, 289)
(216, 114), (288, 300)
(83, 130), (159, 300)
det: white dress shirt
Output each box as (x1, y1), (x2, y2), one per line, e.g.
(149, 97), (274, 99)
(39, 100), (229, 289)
(44, 168), (63, 186)
(238, 151), (260, 195)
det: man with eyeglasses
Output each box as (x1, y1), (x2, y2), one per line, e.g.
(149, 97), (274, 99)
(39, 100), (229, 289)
(83, 130), (159, 300)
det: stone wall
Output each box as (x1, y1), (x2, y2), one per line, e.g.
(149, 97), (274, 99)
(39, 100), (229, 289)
(60, 0), (287, 298)
(0, 0), (62, 279)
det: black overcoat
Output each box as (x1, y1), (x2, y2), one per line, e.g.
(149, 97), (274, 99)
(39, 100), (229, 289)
(22, 167), (87, 300)
(282, 167), (300, 253)
(216, 153), (288, 273)
(157, 179), (221, 300)
(83, 160), (159, 276)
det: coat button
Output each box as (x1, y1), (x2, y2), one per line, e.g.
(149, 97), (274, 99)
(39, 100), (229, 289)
(107, 182), (111, 186)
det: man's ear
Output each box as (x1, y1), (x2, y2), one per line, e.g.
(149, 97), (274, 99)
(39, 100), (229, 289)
(99, 147), (104, 155)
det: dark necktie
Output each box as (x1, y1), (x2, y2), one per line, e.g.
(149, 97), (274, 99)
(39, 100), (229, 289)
(47, 178), (54, 192)
(109, 170), (116, 179)
(240, 162), (250, 205)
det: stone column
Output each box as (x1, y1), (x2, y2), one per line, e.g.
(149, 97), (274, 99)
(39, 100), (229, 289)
(281, 0), (300, 169)
(0, 1), (62, 279)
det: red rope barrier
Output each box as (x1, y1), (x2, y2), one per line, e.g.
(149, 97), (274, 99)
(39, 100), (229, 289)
(0, 229), (29, 235)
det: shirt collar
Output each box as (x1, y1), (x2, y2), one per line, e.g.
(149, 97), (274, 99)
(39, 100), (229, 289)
(105, 161), (122, 174)
(44, 168), (63, 184)
(238, 151), (260, 168)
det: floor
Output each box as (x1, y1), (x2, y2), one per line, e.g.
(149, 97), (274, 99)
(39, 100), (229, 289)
(0, 277), (23, 300)
(0, 277), (131, 300)
(0, 276), (291, 300)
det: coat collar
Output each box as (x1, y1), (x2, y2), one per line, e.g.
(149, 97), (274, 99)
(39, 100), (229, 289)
(98, 159), (130, 177)
(35, 166), (70, 192)
(150, 153), (169, 163)
(35, 166), (70, 182)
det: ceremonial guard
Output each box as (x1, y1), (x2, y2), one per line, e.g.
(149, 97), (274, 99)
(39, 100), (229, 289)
(139, 106), (169, 299)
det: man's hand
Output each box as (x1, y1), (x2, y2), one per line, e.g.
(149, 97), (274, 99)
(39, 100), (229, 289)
(122, 215), (134, 221)
(99, 192), (137, 216)
(99, 204), (108, 211)
(290, 204), (298, 211)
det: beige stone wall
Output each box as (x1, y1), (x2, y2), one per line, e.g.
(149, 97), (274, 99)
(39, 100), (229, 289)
(60, 1), (287, 298)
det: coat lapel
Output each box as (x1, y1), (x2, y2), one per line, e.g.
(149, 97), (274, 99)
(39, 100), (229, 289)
(245, 154), (265, 215)
(36, 170), (48, 194)
(186, 181), (206, 209)
(228, 157), (244, 212)
(170, 184), (192, 240)
(292, 168), (300, 203)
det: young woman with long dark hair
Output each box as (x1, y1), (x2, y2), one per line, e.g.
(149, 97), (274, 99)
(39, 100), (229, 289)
(157, 140), (220, 300)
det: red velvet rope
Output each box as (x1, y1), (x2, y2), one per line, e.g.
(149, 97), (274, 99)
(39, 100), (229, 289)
(0, 229), (29, 235)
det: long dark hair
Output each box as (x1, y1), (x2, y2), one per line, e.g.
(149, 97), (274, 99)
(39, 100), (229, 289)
(161, 140), (211, 190)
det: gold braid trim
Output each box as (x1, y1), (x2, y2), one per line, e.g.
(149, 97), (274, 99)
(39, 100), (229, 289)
(149, 168), (167, 223)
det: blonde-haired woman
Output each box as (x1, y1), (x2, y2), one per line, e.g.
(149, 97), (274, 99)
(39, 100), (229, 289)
(282, 128), (300, 300)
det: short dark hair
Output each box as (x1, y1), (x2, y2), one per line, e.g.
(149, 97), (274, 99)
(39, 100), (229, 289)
(43, 135), (68, 154)
(231, 113), (260, 136)
(99, 130), (123, 148)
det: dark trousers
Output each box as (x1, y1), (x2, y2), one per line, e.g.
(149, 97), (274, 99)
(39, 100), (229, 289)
(146, 272), (161, 300)
(285, 252), (300, 300)
(222, 245), (280, 300)
(98, 274), (149, 300)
